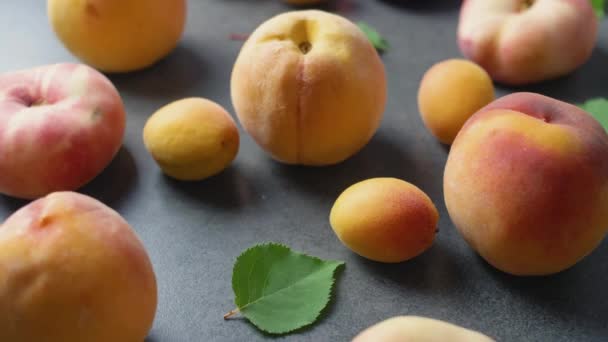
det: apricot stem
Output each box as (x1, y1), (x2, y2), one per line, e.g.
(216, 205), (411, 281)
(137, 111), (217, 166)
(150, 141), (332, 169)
(520, 0), (534, 11)
(223, 308), (240, 319)
(299, 41), (312, 54)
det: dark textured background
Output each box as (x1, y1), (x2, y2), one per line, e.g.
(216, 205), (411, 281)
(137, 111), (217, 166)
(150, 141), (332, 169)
(1, 1), (607, 341)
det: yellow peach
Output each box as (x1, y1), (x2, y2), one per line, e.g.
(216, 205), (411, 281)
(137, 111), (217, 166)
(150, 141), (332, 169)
(418, 59), (494, 144)
(330, 178), (438, 263)
(0, 192), (157, 342)
(48, 0), (186, 73)
(444, 92), (608, 275)
(143, 98), (240, 181)
(231, 10), (386, 165)
(353, 316), (495, 342)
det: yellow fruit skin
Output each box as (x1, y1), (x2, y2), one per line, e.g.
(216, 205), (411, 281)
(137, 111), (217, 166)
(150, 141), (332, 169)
(231, 10), (386, 165)
(143, 98), (240, 181)
(330, 178), (438, 263)
(418, 59), (494, 144)
(0, 192), (157, 342)
(353, 316), (495, 342)
(48, 0), (186, 73)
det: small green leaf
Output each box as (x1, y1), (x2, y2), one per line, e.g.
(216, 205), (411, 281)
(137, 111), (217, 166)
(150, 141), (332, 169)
(226, 243), (344, 335)
(579, 97), (608, 132)
(591, 0), (605, 18)
(357, 21), (389, 52)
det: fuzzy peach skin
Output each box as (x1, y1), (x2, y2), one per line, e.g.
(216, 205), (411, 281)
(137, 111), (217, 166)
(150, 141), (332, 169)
(0, 63), (125, 199)
(48, 0), (186, 73)
(231, 10), (386, 165)
(353, 316), (495, 342)
(444, 92), (608, 276)
(330, 178), (438, 263)
(418, 59), (495, 144)
(0, 191), (157, 342)
(458, 0), (598, 85)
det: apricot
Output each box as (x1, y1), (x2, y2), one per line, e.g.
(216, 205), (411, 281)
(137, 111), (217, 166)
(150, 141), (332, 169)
(48, 0), (186, 73)
(231, 10), (386, 165)
(330, 178), (438, 263)
(0, 192), (157, 342)
(353, 316), (495, 342)
(143, 98), (240, 181)
(418, 59), (494, 144)
(444, 92), (608, 275)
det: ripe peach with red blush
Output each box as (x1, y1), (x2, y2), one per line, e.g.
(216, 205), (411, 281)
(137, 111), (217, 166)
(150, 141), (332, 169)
(0, 63), (126, 199)
(444, 92), (608, 275)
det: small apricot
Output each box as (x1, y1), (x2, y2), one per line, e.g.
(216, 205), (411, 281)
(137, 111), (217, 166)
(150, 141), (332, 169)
(143, 98), (240, 181)
(418, 59), (494, 144)
(330, 178), (438, 263)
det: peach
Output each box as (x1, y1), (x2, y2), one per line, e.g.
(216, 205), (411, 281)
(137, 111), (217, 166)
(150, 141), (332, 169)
(231, 10), (386, 165)
(143, 98), (240, 181)
(418, 59), (495, 144)
(330, 178), (438, 263)
(444, 92), (608, 276)
(0, 191), (157, 342)
(48, 0), (186, 73)
(353, 316), (495, 342)
(458, 0), (598, 85)
(0, 63), (126, 199)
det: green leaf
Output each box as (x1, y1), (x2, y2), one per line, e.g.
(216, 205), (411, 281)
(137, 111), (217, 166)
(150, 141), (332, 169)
(591, 0), (605, 18)
(579, 97), (608, 132)
(226, 243), (344, 335)
(357, 21), (389, 52)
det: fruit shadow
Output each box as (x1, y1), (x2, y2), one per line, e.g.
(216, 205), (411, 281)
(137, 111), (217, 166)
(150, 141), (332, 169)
(497, 47), (608, 102)
(275, 0), (360, 13)
(0, 146), (137, 215)
(272, 133), (443, 204)
(106, 44), (206, 100)
(158, 165), (258, 210)
(79, 146), (138, 210)
(144, 335), (161, 342)
(378, 0), (461, 12)
(0, 196), (30, 216)
(354, 241), (464, 293)
(478, 239), (608, 335)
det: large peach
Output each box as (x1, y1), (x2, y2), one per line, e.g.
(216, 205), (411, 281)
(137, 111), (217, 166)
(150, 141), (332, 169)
(48, 0), (186, 73)
(0, 191), (157, 342)
(444, 92), (608, 276)
(330, 178), (438, 263)
(353, 316), (495, 342)
(0, 63), (126, 199)
(418, 59), (495, 144)
(458, 0), (598, 85)
(231, 10), (386, 165)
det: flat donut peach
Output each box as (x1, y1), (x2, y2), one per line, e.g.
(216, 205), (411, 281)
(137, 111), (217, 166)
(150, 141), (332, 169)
(0, 63), (125, 199)
(458, 0), (598, 85)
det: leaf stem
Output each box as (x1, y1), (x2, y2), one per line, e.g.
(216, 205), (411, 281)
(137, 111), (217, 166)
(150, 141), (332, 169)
(223, 308), (240, 320)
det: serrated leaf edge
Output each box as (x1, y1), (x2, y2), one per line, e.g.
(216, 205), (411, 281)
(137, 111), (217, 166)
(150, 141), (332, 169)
(230, 242), (345, 335)
(243, 262), (344, 335)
